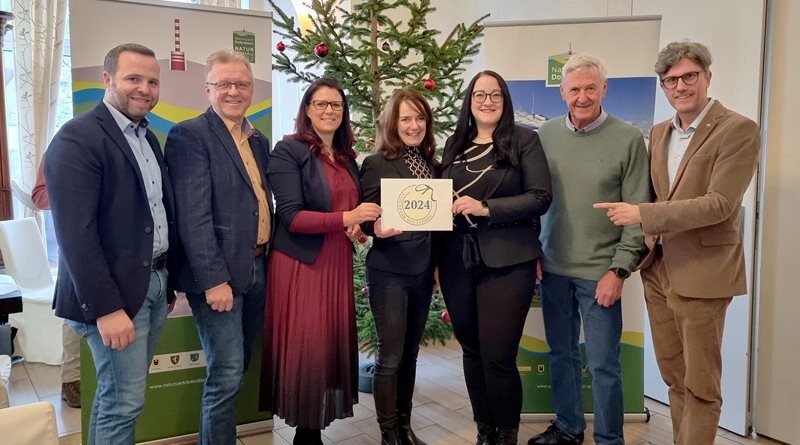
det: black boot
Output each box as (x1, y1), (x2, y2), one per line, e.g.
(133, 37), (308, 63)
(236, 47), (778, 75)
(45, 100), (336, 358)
(294, 427), (323, 445)
(494, 427), (519, 445)
(380, 424), (402, 445)
(476, 422), (496, 445)
(397, 413), (427, 445)
(293, 427), (307, 445)
(309, 428), (323, 445)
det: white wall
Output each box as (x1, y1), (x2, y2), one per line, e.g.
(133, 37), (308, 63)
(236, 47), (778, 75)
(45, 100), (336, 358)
(755, 1), (800, 443)
(426, 0), (765, 121)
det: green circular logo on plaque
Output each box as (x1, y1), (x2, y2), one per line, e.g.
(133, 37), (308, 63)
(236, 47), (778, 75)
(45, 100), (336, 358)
(397, 184), (437, 226)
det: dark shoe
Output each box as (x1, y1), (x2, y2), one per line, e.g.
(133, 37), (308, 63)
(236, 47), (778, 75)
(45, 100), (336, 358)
(310, 428), (323, 445)
(61, 380), (81, 408)
(495, 427), (519, 445)
(380, 424), (401, 445)
(293, 427), (307, 445)
(527, 422), (583, 445)
(294, 427), (323, 445)
(397, 413), (427, 445)
(476, 422), (497, 445)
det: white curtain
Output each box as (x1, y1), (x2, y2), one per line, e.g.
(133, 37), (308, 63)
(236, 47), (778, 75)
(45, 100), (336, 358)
(11, 0), (66, 220)
(199, 0), (241, 7)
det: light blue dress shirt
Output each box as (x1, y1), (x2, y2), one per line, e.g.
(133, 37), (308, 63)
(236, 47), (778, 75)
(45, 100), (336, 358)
(103, 100), (169, 256)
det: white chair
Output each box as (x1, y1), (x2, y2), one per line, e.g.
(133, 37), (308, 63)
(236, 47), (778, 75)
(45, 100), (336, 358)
(0, 218), (63, 365)
(10, 180), (36, 211)
(0, 401), (60, 445)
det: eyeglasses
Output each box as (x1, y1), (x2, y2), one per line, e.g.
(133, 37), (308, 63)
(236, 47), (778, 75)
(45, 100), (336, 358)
(309, 100), (344, 111)
(206, 81), (253, 91)
(472, 91), (503, 104)
(659, 71), (701, 89)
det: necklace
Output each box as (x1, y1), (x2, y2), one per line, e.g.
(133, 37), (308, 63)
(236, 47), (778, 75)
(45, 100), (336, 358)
(473, 135), (492, 143)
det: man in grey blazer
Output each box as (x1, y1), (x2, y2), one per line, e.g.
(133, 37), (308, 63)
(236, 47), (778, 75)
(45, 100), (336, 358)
(595, 41), (760, 445)
(165, 49), (272, 445)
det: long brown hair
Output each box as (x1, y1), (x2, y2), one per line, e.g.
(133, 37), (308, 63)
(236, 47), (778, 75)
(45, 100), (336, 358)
(286, 77), (355, 163)
(375, 88), (436, 163)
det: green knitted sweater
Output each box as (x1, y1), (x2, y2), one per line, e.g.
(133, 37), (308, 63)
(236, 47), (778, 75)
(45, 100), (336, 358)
(537, 114), (652, 281)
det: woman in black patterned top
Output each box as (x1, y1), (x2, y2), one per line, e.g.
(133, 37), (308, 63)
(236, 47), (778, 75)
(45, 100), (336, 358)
(360, 89), (438, 445)
(439, 71), (552, 445)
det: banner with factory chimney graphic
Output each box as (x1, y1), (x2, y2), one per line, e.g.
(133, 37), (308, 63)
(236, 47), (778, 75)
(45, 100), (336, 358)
(69, 1), (272, 443)
(69, 0), (273, 147)
(171, 19), (187, 71)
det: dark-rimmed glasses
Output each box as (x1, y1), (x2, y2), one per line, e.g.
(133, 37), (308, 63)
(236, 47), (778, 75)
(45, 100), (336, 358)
(471, 91), (504, 104)
(205, 81), (253, 91)
(660, 71), (701, 89)
(309, 100), (344, 111)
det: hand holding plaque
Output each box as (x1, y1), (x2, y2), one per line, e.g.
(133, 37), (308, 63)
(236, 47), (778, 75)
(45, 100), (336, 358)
(380, 178), (453, 231)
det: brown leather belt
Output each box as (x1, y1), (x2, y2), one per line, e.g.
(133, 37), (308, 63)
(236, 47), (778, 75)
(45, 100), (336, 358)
(254, 243), (267, 257)
(151, 253), (167, 270)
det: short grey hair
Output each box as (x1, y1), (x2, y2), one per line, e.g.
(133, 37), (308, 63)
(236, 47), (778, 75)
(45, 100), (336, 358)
(654, 40), (713, 76)
(205, 49), (253, 81)
(561, 53), (607, 82)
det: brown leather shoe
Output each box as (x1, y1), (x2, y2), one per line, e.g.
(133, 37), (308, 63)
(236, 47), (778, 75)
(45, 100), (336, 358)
(61, 380), (81, 408)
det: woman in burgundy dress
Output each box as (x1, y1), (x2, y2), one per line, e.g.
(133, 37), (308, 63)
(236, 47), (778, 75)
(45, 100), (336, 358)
(263, 77), (381, 444)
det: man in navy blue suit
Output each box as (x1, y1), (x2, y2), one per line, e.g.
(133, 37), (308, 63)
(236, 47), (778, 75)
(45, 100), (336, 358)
(165, 49), (272, 445)
(45, 43), (176, 445)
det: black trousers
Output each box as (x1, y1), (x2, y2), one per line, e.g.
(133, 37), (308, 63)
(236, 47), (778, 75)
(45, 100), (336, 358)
(438, 233), (535, 429)
(367, 267), (434, 427)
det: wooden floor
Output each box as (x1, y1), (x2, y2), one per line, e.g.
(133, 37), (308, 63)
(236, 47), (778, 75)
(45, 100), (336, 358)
(7, 340), (784, 445)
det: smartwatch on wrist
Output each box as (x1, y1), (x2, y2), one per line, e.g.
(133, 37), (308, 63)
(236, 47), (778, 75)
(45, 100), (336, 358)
(612, 267), (630, 279)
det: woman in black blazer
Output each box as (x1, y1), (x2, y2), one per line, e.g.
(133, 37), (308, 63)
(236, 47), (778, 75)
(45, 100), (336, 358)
(439, 71), (552, 445)
(360, 89), (438, 445)
(262, 77), (381, 445)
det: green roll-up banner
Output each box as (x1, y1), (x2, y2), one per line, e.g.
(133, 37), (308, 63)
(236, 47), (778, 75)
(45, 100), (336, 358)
(80, 312), (269, 443)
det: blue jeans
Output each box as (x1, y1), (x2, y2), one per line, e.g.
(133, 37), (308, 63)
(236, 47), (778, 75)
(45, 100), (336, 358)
(540, 272), (624, 445)
(187, 256), (266, 445)
(68, 268), (168, 445)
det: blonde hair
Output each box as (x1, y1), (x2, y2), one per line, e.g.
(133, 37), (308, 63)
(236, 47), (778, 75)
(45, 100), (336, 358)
(205, 49), (253, 81)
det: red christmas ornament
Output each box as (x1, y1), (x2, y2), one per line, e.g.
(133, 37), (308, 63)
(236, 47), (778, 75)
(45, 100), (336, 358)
(357, 234), (368, 244)
(361, 286), (369, 295)
(276, 41), (286, 52)
(423, 78), (435, 90)
(314, 43), (329, 58)
(440, 310), (450, 324)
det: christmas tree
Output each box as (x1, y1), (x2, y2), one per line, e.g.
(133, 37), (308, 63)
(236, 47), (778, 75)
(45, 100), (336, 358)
(268, 0), (488, 151)
(267, 0), (485, 355)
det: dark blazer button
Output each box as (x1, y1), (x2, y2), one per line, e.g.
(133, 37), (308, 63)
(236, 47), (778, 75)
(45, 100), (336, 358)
(81, 303), (88, 310)
(142, 260), (150, 268)
(145, 226), (153, 234)
(253, 211), (258, 216)
(252, 243), (258, 249)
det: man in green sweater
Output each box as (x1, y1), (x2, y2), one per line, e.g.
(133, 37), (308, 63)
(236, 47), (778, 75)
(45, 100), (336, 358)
(528, 54), (651, 445)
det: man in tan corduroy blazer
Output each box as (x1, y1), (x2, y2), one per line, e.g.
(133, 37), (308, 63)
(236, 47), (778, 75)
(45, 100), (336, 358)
(594, 41), (760, 445)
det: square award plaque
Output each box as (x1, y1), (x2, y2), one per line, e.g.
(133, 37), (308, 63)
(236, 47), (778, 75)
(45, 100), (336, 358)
(380, 178), (453, 231)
